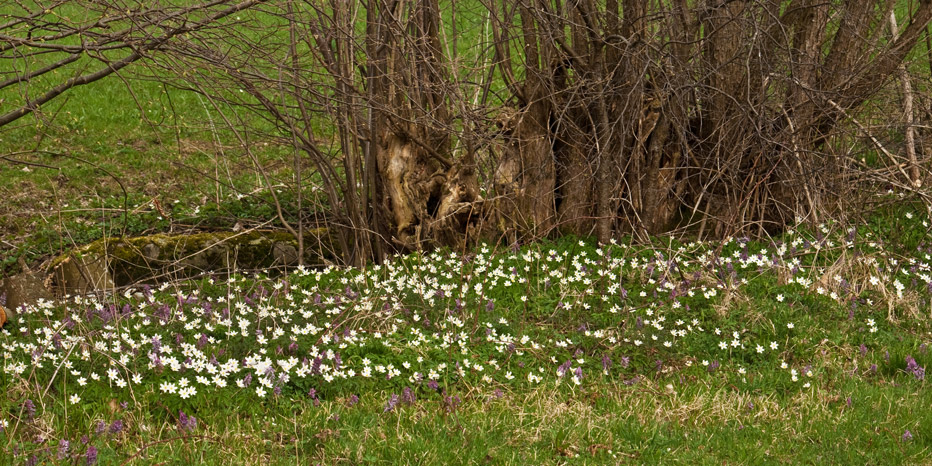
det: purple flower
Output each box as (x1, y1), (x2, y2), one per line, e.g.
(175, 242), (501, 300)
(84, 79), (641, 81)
(557, 360), (572, 377)
(308, 388), (320, 407)
(708, 360), (720, 374)
(442, 394), (461, 413)
(95, 420), (106, 435)
(401, 387), (416, 405)
(151, 336), (161, 353)
(905, 355), (925, 380)
(347, 394), (359, 407)
(110, 420), (124, 435)
(601, 355), (612, 372)
(58, 439), (70, 459)
(859, 344), (868, 358)
(383, 394), (399, 413)
(427, 380), (439, 391)
(903, 430), (914, 442)
(86, 445), (98, 465)
(23, 399), (35, 421)
(177, 410), (197, 432)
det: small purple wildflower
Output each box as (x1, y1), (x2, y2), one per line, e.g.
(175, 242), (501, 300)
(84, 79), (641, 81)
(95, 420), (106, 435)
(58, 439), (70, 460)
(384, 394), (399, 413)
(903, 430), (914, 442)
(401, 387), (416, 405)
(708, 360), (720, 373)
(23, 399), (35, 421)
(859, 344), (868, 358)
(110, 420), (124, 435)
(347, 394), (359, 407)
(442, 394), (461, 413)
(85, 445), (98, 465)
(557, 360), (572, 377)
(905, 355), (925, 380)
(177, 411), (197, 432)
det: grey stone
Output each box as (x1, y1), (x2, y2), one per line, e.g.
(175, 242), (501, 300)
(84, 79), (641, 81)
(52, 253), (115, 295)
(1, 271), (54, 321)
(273, 241), (299, 266)
(142, 243), (161, 261)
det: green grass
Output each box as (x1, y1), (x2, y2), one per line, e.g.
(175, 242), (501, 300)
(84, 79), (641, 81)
(2, 4), (932, 462)
(4, 221), (932, 463)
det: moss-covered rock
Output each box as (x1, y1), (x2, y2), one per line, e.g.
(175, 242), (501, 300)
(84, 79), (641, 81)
(48, 228), (336, 291)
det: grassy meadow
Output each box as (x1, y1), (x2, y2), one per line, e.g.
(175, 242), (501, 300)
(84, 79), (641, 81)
(4, 2), (932, 465)
(4, 213), (932, 464)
